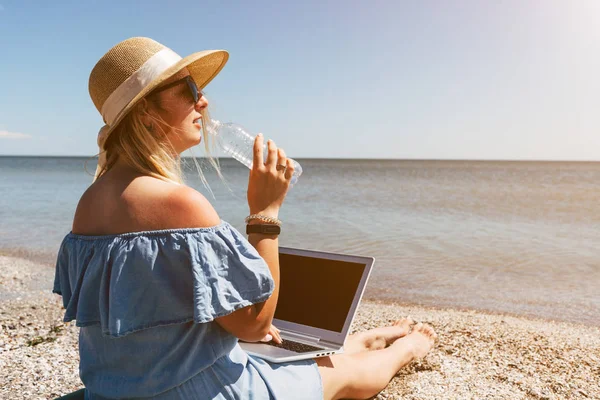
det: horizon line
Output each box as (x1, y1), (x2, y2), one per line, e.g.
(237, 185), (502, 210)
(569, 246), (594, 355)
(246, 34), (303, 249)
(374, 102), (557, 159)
(0, 154), (599, 163)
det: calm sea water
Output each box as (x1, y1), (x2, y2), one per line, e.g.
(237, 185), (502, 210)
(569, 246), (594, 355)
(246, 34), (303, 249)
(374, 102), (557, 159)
(1, 156), (599, 326)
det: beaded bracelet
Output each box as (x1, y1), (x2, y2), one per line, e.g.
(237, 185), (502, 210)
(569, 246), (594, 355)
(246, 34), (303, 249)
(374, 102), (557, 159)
(245, 214), (282, 226)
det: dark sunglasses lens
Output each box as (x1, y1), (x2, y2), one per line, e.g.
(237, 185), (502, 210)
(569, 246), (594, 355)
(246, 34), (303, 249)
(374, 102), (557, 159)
(186, 77), (199, 102)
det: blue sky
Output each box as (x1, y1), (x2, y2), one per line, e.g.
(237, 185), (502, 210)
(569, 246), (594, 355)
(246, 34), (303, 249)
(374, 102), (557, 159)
(0, 1), (598, 160)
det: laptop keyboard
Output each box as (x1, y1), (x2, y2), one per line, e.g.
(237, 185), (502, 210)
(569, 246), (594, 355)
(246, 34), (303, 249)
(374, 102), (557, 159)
(266, 339), (325, 353)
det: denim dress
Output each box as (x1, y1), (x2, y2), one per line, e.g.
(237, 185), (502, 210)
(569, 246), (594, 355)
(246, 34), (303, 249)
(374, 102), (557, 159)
(53, 221), (323, 399)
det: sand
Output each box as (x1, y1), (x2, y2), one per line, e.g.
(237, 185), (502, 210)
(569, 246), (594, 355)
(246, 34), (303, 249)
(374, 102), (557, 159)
(1, 255), (599, 400)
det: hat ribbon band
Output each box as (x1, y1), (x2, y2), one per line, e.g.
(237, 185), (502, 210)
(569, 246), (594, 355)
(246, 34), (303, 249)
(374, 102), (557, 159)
(101, 48), (182, 125)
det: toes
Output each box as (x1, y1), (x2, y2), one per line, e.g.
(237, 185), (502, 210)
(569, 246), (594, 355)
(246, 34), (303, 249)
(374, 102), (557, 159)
(420, 324), (438, 341)
(413, 322), (424, 331)
(393, 317), (415, 329)
(412, 322), (435, 334)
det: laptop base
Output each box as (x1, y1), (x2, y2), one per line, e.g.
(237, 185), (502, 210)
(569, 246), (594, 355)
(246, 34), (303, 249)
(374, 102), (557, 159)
(240, 341), (343, 363)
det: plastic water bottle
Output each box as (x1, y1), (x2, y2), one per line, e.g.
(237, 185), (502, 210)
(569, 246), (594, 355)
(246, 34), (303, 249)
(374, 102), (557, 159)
(208, 120), (303, 186)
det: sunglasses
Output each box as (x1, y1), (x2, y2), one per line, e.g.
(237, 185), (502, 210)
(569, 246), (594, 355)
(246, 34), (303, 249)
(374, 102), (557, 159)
(153, 76), (202, 103)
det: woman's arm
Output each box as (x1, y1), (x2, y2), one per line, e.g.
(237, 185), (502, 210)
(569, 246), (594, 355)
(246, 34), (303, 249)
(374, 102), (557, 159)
(167, 186), (274, 342)
(171, 136), (294, 342)
(215, 228), (280, 341)
(216, 136), (294, 341)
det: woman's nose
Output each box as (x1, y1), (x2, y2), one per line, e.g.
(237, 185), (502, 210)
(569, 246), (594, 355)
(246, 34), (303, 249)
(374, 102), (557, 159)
(195, 94), (208, 111)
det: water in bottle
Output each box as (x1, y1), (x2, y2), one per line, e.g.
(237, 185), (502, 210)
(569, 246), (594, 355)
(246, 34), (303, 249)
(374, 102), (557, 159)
(208, 120), (303, 186)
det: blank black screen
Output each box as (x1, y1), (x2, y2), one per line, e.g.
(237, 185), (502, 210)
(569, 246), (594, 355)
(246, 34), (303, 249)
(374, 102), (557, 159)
(273, 252), (366, 332)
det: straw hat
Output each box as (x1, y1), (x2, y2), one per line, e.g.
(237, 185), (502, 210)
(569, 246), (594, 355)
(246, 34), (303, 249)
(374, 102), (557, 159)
(88, 37), (229, 180)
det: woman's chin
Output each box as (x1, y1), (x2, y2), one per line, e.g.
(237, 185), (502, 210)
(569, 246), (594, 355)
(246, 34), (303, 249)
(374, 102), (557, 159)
(185, 132), (202, 147)
(193, 126), (203, 145)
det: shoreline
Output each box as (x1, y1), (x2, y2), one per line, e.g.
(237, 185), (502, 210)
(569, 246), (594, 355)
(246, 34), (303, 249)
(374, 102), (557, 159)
(1, 255), (599, 399)
(364, 297), (600, 329)
(3, 248), (598, 329)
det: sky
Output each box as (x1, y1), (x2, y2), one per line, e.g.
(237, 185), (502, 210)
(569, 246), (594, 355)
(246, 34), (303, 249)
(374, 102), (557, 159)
(0, 0), (599, 160)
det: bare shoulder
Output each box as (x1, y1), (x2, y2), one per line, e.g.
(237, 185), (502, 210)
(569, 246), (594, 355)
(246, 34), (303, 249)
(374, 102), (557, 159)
(163, 184), (221, 229)
(71, 184), (108, 233)
(72, 176), (220, 234)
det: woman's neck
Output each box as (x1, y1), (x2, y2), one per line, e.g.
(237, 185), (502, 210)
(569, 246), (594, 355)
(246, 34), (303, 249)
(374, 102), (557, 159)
(109, 157), (182, 186)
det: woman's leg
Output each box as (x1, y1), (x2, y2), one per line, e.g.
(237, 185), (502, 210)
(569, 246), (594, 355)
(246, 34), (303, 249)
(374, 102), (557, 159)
(342, 318), (414, 355)
(317, 323), (437, 400)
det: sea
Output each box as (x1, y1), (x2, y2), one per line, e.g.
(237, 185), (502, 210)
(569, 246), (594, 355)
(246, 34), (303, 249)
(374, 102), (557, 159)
(1, 156), (598, 326)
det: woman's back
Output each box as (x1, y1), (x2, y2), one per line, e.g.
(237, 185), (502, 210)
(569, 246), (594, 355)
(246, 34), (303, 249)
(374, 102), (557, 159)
(72, 171), (218, 236)
(56, 192), (285, 398)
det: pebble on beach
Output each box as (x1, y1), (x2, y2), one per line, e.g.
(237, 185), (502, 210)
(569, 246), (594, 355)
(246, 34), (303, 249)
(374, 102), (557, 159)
(1, 255), (599, 400)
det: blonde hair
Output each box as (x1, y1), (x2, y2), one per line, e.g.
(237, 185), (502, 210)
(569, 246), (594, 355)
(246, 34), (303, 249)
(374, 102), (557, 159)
(93, 91), (224, 195)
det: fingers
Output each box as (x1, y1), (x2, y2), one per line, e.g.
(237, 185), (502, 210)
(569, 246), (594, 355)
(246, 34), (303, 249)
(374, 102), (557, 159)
(284, 158), (295, 180)
(252, 135), (290, 180)
(276, 148), (294, 182)
(265, 139), (278, 170)
(259, 325), (282, 344)
(260, 334), (273, 343)
(277, 148), (287, 173)
(252, 133), (264, 170)
(271, 326), (282, 344)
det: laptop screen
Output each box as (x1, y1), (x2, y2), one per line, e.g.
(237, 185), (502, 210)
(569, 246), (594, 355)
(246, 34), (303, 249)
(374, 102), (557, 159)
(274, 252), (367, 333)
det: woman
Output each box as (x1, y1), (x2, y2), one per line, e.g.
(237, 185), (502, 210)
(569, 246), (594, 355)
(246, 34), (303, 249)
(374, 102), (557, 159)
(54, 37), (437, 400)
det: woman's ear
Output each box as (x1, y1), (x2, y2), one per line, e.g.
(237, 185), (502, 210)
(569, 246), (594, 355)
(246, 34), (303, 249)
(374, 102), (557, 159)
(138, 98), (155, 131)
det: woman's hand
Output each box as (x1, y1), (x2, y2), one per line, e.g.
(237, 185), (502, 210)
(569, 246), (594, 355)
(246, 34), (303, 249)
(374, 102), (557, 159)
(260, 324), (282, 344)
(247, 134), (295, 219)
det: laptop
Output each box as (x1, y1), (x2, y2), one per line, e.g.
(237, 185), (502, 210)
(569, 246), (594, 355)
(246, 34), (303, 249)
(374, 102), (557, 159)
(239, 246), (374, 363)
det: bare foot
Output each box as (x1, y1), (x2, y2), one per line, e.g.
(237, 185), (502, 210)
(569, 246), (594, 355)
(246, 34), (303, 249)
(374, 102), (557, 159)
(381, 318), (415, 346)
(344, 317), (415, 354)
(391, 322), (437, 359)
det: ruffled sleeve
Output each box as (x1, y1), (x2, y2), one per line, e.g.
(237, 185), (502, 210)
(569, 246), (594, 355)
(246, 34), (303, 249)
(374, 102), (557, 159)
(189, 223), (274, 322)
(53, 221), (274, 337)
